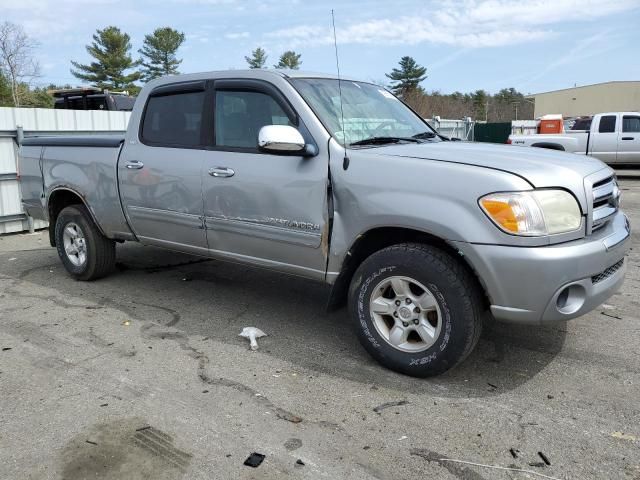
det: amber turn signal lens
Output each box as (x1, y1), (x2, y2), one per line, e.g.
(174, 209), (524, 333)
(480, 199), (519, 233)
(479, 190), (581, 236)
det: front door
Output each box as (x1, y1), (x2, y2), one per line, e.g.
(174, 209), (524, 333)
(617, 114), (640, 165)
(118, 81), (209, 254)
(202, 79), (328, 279)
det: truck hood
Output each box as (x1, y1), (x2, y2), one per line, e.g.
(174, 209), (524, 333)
(369, 141), (610, 188)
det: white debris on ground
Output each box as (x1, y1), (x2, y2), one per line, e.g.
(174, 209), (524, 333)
(239, 327), (267, 351)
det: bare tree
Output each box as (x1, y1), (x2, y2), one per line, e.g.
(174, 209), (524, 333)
(0, 22), (40, 107)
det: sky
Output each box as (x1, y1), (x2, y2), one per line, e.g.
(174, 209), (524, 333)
(1, 0), (639, 95)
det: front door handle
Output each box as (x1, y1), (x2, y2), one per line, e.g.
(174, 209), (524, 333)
(621, 137), (635, 140)
(125, 160), (144, 169)
(208, 167), (235, 178)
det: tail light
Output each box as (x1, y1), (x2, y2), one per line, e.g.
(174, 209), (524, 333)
(506, 138), (512, 144)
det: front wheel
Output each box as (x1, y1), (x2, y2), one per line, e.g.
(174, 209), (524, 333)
(55, 205), (115, 281)
(348, 243), (483, 377)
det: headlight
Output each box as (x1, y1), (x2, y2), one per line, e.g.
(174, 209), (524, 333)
(479, 190), (582, 236)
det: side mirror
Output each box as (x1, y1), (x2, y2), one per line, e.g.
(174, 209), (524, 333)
(258, 125), (310, 155)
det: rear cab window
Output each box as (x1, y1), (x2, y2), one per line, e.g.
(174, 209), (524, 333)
(141, 83), (206, 148)
(570, 117), (592, 131)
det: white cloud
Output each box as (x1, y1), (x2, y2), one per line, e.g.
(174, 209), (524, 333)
(519, 29), (620, 88)
(173, 0), (237, 4)
(225, 31), (250, 40)
(266, 0), (639, 48)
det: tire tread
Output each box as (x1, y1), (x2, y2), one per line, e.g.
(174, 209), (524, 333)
(349, 242), (484, 376)
(55, 204), (115, 281)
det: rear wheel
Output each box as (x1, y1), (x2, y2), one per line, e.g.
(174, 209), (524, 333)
(348, 243), (483, 377)
(55, 205), (115, 281)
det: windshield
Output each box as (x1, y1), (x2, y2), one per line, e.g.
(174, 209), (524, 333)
(291, 78), (439, 146)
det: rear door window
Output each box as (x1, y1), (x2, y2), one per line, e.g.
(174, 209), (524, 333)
(598, 115), (617, 133)
(141, 90), (205, 147)
(622, 116), (640, 132)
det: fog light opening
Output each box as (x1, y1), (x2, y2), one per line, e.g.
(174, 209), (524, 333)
(556, 284), (586, 315)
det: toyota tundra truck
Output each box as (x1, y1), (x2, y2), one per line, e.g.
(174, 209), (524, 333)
(18, 70), (631, 377)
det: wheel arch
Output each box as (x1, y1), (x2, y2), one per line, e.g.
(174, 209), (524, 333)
(326, 226), (490, 312)
(531, 142), (565, 151)
(47, 188), (104, 247)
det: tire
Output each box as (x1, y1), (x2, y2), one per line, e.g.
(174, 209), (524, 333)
(348, 243), (483, 377)
(54, 205), (115, 281)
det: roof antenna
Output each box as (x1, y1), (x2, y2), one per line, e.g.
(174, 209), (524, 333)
(332, 9), (349, 170)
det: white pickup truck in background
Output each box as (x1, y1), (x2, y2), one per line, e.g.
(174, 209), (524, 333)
(508, 112), (640, 165)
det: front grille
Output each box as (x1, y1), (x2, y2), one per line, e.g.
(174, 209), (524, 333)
(591, 175), (619, 232)
(591, 259), (624, 284)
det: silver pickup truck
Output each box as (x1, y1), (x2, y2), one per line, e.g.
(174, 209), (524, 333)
(19, 70), (631, 377)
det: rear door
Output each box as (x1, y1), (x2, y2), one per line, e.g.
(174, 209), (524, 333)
(590, 115), (618, 163)
(118, 81), (209, 254)
(201, 79), (328, 279)
(617, 114), (640, 165)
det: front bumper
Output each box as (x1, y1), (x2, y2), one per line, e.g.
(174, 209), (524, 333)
(453, 212), (630, 324)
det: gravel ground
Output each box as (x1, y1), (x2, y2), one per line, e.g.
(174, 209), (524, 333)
(0, 176), (638, 480)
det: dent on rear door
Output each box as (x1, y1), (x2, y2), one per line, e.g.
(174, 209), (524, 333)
(118, 142), (208, 251)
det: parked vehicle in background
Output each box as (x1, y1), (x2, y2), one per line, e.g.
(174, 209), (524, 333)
(52, 87), (136, 111)
(19, 70), (630, 377)
(508, 112), (640, 165)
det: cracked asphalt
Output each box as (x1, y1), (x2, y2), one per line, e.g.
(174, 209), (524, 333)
(1, 176), (639, 480)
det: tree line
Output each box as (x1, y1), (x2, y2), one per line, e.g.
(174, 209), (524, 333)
(0, 21), (533, 120)
(385, 55), (533, 121)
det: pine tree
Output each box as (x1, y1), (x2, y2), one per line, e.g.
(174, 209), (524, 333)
(71, 26), (141, 91)
(139, 27), (185, 81)
(471, 89), (489, 121)
(274, 51), (301, 70)
(0, 73), (12, 106)
(245, 47), (268, 69)
(494, 87), (522, 103)
(385, 56), (427, 97)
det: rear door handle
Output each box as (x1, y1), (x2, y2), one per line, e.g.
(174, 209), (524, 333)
(125, 160), (144, 169)
(208, 167), (235, 178)
(621, 137), (635, 140)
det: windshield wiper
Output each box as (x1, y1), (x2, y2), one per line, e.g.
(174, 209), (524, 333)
(412, 131), (437, 139)
(350, 136), (423, 147)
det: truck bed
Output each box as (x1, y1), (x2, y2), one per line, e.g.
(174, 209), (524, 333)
(508, 130), (588, 154)
(19, 135), (133, 240)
